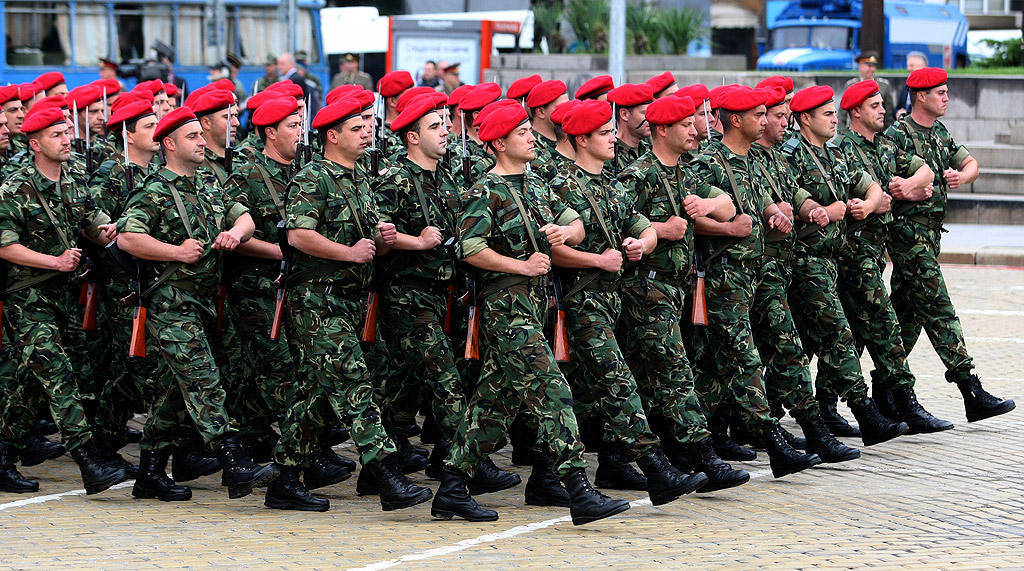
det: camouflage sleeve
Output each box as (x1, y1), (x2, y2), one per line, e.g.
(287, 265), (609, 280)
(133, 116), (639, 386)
(546, 180), (580, 227)
(614, 182), (651, 238)
(86, 162), (118, 218)
(80, 193), (111, 239)
(458, 183), (493, 259)
(372, 165), (405, 225)
(118, 180), (162, 235)
(222, 170), (250, 207)
(285, 164), (324, 231)
(849, 169), (873, 199)
(0, 182), (25, 247)
(892, 142), (926, 178)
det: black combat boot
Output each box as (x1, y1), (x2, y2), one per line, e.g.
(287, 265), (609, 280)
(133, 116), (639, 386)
(849, 397), (909, 446)
(19, 431), (66, 467)
(561, 468), (631, 526)
(418, 413), (441, 445)
(304, 445), (352, 490)
(71, 439), (129, 495)
(635, 447), (708, 505)
(243, 429), (279, 464)
(890, 386), (954, 434)
(431, 467), (499, 522)
(508, 415), (539, 466)
(762, 425), (821, 478)
(683, 438), (750, 492)
(265, 465), (330, 512)
(468, 457), (521, 495)
(760, 424), (806, 451)
(817, 393), (862, 437)
(215, 435), (280, 499)
(367, 453), (433, 511)
(317, 440), (356, 471)
(950, 372), (1016, 422)
(523, 457), (569, 507)
(797, 414), (860, 463)
(171, 436), (222, 482)
(321, 425), (350, 447)
(132, 449), (192, 501)
(594, 442), (648, 491)
(394, 437), (429, 474)
(872, 376), (899, 421)
(709, 411), (756, 461)
(729, 412), (757, 448)
(647, 413), (692, 472)
(0, 442), (39, 493)
(425, 440), (450, 480)
(34, 418), (58, 436)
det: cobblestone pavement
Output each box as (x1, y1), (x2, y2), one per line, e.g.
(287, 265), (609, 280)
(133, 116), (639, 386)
(2, 265), (1022, 570)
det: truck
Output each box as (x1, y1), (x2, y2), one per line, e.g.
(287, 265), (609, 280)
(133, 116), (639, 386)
(757, 0), (970, 72)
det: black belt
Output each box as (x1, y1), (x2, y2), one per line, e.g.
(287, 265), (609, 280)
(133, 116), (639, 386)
(763, 242), (793, 262)
(716, 256), (757, 269)
(581, 278), (620, 293)
(398, 277), (452, 294)
(896, 213), (943, 231)
(848, 227), (885, 245)
(162, 279), (216, 298)
(633, 268), (686, 287)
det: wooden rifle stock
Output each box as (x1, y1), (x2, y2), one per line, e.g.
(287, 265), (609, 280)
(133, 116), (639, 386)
(442, 284), (454, 334)
(270, 286), (286, 342)
(691, 273), (708, 326)
(361, 291), (379, 343)
(82, 282), (98, 331)
(270, 221), (291, 342)
(553, 308), (569, 363)
(464, 305), (480, 361)
(129, 306), (147, 358)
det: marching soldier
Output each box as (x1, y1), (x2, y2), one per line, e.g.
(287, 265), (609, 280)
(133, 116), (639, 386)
(605, 83), (653, 176)
(525, 79), (567, 167)
(377, 70), (415, 159)
(193, 90), (239, 186)
(451, 83), (501, 188)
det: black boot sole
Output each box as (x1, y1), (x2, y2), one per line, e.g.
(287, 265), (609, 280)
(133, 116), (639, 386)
(172, 461), (222, 483)
(132, 484), (193, 502)
(227, 464), (280, 499)
(648, 472), (708, 506)
(264, 495), (330, 512)
(381, 487), (432, 511)
(966, 399), (1016, 423)
(468, 473), (522, 495)
(696, 471), (750, 493)
(903, 417), (955, 434)
(770, 453), (822, 479)
(82, 467), (129, 495)
(811, 447), (861, 463)
(861, 422), (910, 447)
(524, 490), (570, 507)
(20, 445), (66, 467)
(0, 479), (39, 493)
(304, 468), (351, 491)
(431, 506), (499, 522)
(570, 500), (630, 526)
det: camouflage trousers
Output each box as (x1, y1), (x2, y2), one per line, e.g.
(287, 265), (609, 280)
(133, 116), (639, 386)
(0, 285), (92, 451)
(381, 284), (466, 443)
(690, 260), (776, 436)
(835, 235), (915, 390)
(274, 284), (397, 468)
(887, 219), (974, 380)
(562, 287), (659, 459)
(141, 285), (238, 451)
(750, 256), (818, 420)
(446, 283), (588, 479)
(788, 254), (869, 402)
(617, 274), (710, 445)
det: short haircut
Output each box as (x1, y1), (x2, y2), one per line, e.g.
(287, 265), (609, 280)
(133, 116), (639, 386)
(720, 109), (742, 133)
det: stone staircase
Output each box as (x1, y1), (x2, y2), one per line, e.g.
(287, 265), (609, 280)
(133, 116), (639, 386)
(947, 125), (1024, 225)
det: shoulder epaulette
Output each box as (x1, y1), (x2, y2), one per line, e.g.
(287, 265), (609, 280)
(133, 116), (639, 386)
(96, 159), (117, 178)
(782, 137), (800, 154)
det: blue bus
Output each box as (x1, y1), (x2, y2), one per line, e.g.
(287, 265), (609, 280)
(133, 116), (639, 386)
(0, 0), (330, 93)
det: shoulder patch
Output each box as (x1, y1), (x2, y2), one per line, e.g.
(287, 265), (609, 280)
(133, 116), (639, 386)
(782, 137), (800, 154)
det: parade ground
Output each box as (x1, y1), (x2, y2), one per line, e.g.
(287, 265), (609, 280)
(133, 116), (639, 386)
(1, 261), (1022, 570)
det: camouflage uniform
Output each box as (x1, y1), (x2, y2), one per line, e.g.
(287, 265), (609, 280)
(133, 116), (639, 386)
(687, 140), (778, 435)
(374, 156), (465, 442)
(616, 151), (717, 444)
(117, 167), (248, 451)
(274, 157), (398, 468)
(450, 170), (588, 478)
(604, 137), (649, 178)
(550, 163), (659, 457)
(781, 134), (873, 402)
(531, 147), (573, 183)
(0, 163), (110, 452)
(834, 128), (927, 391)
(450, 136), (495, 190)
(882, 117), (975, 382)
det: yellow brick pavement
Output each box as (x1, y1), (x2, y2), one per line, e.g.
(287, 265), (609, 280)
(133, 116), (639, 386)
(1, 265), (1023, 570)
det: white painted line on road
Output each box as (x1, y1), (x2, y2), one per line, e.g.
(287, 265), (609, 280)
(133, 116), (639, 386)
(0, 481), (135, 511)
(960, 309), (1024, 317)
(966, 336), (1024, 344)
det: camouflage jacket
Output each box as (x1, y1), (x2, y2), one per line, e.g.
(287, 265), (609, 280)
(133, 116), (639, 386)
(88, 155), (157, 222)
(834, 128), (926, 233)
(200, 146), (231, 187)
(603, 137), (648, 179)
(532, 148), (573, 184)
(450, 136), (495, 190)
(882, 116), (970, 221)
(532, 131), (556, 166)
(750, 141), (813, 248)
(223, 150), (294, 246)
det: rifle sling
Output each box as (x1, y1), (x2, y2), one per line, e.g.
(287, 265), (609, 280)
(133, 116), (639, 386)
(560, 168), (620, 301)
(141, 185), (195, 298)
(699, 151), (746, 268)
(253, 163), (287, 221)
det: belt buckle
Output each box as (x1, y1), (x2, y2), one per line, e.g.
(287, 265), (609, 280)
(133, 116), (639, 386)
(324, 284), (333, 295)
(647, 270), (657, 279)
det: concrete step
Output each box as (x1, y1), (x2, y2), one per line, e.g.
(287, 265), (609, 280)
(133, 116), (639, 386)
(969, 168), (1024, 196)
(963, 142), (1024, 170)
(947, 192), (1024, 225)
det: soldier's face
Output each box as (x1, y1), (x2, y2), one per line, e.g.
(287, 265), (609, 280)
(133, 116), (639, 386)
(737, 106), (767, 141)
(335, 116), (370, 160)
(3, 101), (25, 135)
(806, 103), (838, 140)
(856, 94), (886, 133)
(665, 117), (697, 152)
(170, 123), (206, 166)
(500, 122), (536, 163)
(271, 114), (302, 160)
(858, 61), (876, 80)
(694, 103), (710, 141)
(626, 105), (650, 139)
(655, 84), (677, 98)
(586, 120), (616, 161)
(919, 85), (948, 118)
(47, 84), (69, 98)
(87, 102), (105, 135)
(153, 94), (171, 119)
(31, 123), (72, 162)
(416, 112), (448, 160)
(130, 115), (160, 153)
(763, 106), (789, 144)
(0, 116), (9, 151)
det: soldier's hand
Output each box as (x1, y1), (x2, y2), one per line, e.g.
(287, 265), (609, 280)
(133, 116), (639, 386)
(683, 195), (712, 218)
(875, 192), (892, 214)
(776, 201), (794, 221)
(827, 200), (848, 221)
(621, 238), (644, 262)
(768, 212), (792, 234)
(522, 252), (551, 277)
(178, 239), (205, 263)
(348, 238), (377, 264)
(418, 225), (443, 249)
(888, 176), (909, 197)
(53, 248), (82, 272)
(97, 224), (118, 242)
(809, 206), (829, 227)
(378, 221), (398, 245)
(728, 214), (753, 238)
(944, 168), (962, 189)
(660, 216), (687, 241)
(596, 248), (624, 272)
(922, 183), (934, 199)
(212, 231), (241, 251)
(539, 224), (568, 248)
(847, 198), (870, 220)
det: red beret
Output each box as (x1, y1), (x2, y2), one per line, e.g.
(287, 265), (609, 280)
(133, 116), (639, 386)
(550, 99), (579, 125)
(93, 78), (122, 97)
(33, 95), (68, 111)
(709, 84), (733, 109)
(19, 82), (43, 102)
(66, 85), (103, 110)
(245, 89), (277, 112)
(675, 84), (711, 106)
(477, 102), (529, 143)
(0, 85), (20, 105)
(428, 91), (449, 108)
(212, 78), (235, 93)
(252, 97), (299, 127)
(153, 107), (199, 142)
(525, 80), (567, 109)
(312, 99), (362, 130)
(189, 90), (235, 117)
(761, 86), (787, 108)
(266, 81), (303, 99)
(790, 85), (834, 113)
(351, 89), (377, 110)
(21, 107), (67, 134)
(448, 84), (475, 108)
(163, 82), (178, 97)
(184, 85), (215, 109)
(756, 76), (795, 94)
(607, 83), (654, 107)
(717, 85), (768, 112)
(396, 86), (437, 112)
(646, 72), (676, 95)
(645, 95), (695, 125)
(377, 70), (414, 97)
(107, 100), (156, 131)
(133, 79), (165, 96)
(391, 95), (443, 132)
(840, 80), (880, 111)
(506, 74), (542, 100)
(35, 71), (66, 92)
(562, 99), (613, 136)
(474, 99), (521, 128)
(907, 67), (947, 90)
(325, 84), (363, 105)
(575, 75), (614, 100)
(111, 91), (154, 114)
(460, 83), (502, 112)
